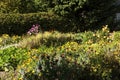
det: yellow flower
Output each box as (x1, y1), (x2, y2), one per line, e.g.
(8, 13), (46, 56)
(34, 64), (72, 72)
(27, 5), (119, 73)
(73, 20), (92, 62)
(104, 25), (108, 29)
(13, 78), (16, 80)
(103, 36), (106, 38)
(114, 52), (118, 55)
(38, 73), (42, 76)
(32, 70), (35, 73)
(95, 52), (99, 55)
(97, 34), (100, 38)
(68, 48), (71, 52)
(21, 64), (25, 67)
(2, 34), (9, 38)
(19, 78), (23, 80)
(102, 25), (108, 32)
(17, 66), (21, 70)
(26, 58), (32, 64)
(91, 67), (97, 72)
(0, 38), (2, 43)
(32, 56), (36, 59)
(12, 36), (17, 40)
(88, 40), (93, 44)
(93, 34), (96, 36)
(27, 52), (31, 55)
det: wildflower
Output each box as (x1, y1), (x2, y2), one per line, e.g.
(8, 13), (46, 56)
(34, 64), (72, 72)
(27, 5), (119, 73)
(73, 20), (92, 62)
(26, 58), (32, 64)
(93, 34), (96, 36)
(12, 36), (17, 41)
(104, 25), (108, 29)
(32, 56), (36, 59)
(38, 73), (42, 76)
(107, 37), (110, 40)
(87, 40), (92, 44)
(2, 34), (9, 39)
(19, 78), (23, 80)
(21, 64), (25, 67)
(114, 51), (118, 55)
(102, 25), (108, 31)
(103, 36), (106, 38)
(32, 70), (35, 73)
(97, 34), (100, 38)
(0, 38), (2, 43)
(92, 66), (97, 72)
(27, 24), (40, 35)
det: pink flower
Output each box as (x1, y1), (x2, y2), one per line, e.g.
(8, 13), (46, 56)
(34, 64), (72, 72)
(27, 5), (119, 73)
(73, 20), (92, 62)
(27, 24), (40, 35)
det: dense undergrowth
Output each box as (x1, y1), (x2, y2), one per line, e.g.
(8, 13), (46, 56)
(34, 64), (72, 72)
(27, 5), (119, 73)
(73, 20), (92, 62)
(0, 26), (120, 80)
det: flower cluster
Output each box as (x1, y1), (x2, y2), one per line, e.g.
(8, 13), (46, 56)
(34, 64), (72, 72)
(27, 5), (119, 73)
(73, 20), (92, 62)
(27, 24), (40, 35)
(102, 25), (108, 31)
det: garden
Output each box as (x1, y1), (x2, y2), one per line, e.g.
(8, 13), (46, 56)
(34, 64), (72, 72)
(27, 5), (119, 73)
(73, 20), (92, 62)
(0, 25), (120, 80)
(0, 0), (120, 80)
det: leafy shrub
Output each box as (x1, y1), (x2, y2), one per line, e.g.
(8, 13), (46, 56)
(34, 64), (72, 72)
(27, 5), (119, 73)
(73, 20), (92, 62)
(0, 34), (21, 48)
(23, 40), (120, 80)
(0, 47), (28, 71)
(1, 0), (118, 32)
(0, 0), (20, 13)
(51, 0), (117, 31)
(0, 0), (37, 13)
(74, 25), (113, 44)
(1, 27), (120, 80)
(0, 12), (74, 35)
(113, 31), (120, 41)
(21, 27), (120, 80)
(24, 42), (120, 80)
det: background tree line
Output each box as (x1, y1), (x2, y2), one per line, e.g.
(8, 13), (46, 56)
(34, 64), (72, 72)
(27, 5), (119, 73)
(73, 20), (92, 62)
(0, 0), (119, 33)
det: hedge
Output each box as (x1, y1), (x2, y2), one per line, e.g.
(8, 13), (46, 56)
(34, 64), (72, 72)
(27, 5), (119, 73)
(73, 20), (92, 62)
(0, 12), (73, 35)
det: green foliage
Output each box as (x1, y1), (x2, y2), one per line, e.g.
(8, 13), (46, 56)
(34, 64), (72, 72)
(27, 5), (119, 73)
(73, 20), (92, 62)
(24, 40), (120, 80)
(21, 27), (120, 80)
(113, 31), (120, 41)
(18, 0), (37, 13)
(0, 12), (73, 35)
(0, 34), (21, 48)
(0, 0), (118, 32)
(1, 27), (120, 80)
(74, 25), (112, 44)
(0, 47), (28, 71)
(19, 31), (74, 49)
(34, 0), (54, 12)
(0, 0), (20, 13)
(0, 0), (37, 13)
(52, 0), (117, 31)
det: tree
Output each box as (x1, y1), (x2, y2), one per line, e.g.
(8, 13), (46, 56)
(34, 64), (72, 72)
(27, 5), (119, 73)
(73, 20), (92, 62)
(52, 0), (117, 31)
(18, 0), (36, 13)
(0, 0), (20, 13)
(34, 0), (55, 12)
(0, 0), (37, 13)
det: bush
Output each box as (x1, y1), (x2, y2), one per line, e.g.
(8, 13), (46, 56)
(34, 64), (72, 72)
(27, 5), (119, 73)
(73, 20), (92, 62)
(0, 0), (37, 13)
(0, 34), (21, 48)
(0, 47), (28, 71)
(21, 28), (120, 80)
(0, 0), (118, 32)
(52, 0), (117, 31)
(0, 12), (73, 35)
(1, 28), (120, 80)
(23, 41), (120, 80)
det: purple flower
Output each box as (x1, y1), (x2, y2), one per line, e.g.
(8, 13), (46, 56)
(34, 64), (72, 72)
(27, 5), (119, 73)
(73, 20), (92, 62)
(32, 25), (36, 27)
(27, 24), (40, 35)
